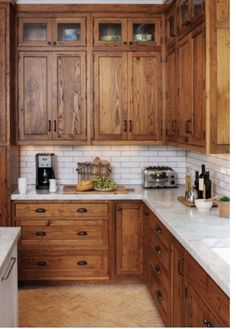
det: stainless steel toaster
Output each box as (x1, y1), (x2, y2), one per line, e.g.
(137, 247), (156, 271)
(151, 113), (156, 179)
(143, 166), (177, 188)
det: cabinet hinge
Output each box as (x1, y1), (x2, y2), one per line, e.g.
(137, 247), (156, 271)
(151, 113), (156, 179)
(185, 287), (188, 298)
(203, 79), (206, 90)
(177, 88), (180, 96)
(203, 130), (206, 140)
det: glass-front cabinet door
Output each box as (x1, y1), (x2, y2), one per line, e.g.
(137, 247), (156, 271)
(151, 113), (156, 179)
(19, 18), (52, 46)
(53, 18), (86, 46)
(178, 0), (191, 29)
(192, 0), (204, 18)
(94, 18), (127, 46)
(128, 19), (161, 47)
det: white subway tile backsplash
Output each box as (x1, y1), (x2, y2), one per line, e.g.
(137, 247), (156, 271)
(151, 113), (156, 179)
(20, 146), (230, 197)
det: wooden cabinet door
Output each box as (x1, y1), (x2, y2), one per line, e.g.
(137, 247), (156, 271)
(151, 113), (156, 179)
(52, 52), (87, 141)
(177, 34), (193, 144)
(128, 52), (162, 141)
(166, 46), (177, 142)
(18, 52), (53, 141)
(0, 6), (7, 144)
(171, 238), (185, 327)
(0, 147), (7, 226)
(116, 202), (143, 276)
(190, 24), (205, 147)
(185, 281), (223, 327)
(94, 52), (128, 141)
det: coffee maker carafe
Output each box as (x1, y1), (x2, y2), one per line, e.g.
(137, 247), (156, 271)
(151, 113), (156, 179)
(36, 153), (55, 190)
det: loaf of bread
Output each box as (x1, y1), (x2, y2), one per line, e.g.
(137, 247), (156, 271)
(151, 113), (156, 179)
(76, 180), (93, 192)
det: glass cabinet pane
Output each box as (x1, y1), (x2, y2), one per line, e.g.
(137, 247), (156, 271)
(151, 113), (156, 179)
(99, 23), (122, 42)
(192, 0), (204, 17)
(132, 23), (155, 42)
(180, 0), (190, 26)
(57, 23), (81, 41)
(168, 16), (175, 38)
(23, 23), (47, 41)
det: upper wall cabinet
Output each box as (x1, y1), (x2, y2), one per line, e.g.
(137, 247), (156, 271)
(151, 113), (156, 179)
(93, 18), (161, 48)
(177, 0), (204, 34)
(18, 17), (86, 47)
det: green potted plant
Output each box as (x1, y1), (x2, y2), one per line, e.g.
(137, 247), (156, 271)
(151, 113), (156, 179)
(219, 196), (230, 218)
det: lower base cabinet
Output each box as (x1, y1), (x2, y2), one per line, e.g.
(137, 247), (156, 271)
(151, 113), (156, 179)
(13, 200), (229, 327)
(0, 246), (18, 327)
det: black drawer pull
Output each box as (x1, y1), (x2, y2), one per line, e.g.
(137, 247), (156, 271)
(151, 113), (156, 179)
(203, 319), (214, 327)
(77, 231), (88, 236)
(35, 231), (46, 236)
(36, 261), (47, 266)
(155, 266), (161, 275)
(35, 208), (46, 213)
(156, 290), (163, 301)
(155, 246), (161, 254)
(77, 208), (87, 213)
(155, 226), (161, 234)
(77, 260), (87, 266)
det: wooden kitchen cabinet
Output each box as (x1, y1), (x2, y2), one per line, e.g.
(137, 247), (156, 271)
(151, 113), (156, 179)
(18, 16), (86, 47)
(0, 6), (7, 144)
(0, 147), (7, 226)
(18, 51), (87, 142)
(166, 5), (177, 47)
(94, 51), (162, 142)
(115, 202), (144, 277)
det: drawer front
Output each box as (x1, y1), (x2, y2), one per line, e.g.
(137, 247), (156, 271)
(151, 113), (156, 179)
(15, 202), (109, 218)
(149, 213), (170, 250)
(149, 271), (170, 326)
(186, 252), (229, 326)
(149, 229), (170, 273)
(19, 252), (109, 280)
(16, 219), (108, 248)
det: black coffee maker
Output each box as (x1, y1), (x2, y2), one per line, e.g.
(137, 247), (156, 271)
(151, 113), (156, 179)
(36, 153), (55, 190)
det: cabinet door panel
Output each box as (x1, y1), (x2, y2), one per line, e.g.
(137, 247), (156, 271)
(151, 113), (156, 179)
(166, 47), (177, 142)
(53, 52), (87, 140)
(116, 202), (143, 276)
(94, 52), (128, 140)
(18, 52), (52, 141)
(18, 18), (52, 47)
(178, 35), (193, 143)
(191, 25), (205, 146)
(0, 147), (7, 226)
(0, 7), (7, 143)
(128, 52), (161, 140)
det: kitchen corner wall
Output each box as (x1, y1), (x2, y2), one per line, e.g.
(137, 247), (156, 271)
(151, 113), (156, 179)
(20, 145), (230, 197)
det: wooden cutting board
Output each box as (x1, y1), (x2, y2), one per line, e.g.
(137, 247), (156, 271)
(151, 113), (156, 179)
(63, 185), (135, 194)
(177, 196), (218, 207)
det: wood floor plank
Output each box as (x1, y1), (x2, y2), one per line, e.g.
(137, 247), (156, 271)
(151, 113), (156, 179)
(19, 284), (164, 327)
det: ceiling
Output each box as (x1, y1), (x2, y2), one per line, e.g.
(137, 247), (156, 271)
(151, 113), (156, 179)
(16, 0), (165, 4)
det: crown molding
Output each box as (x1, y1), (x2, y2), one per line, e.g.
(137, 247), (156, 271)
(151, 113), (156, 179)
(16, 0), (165, 4)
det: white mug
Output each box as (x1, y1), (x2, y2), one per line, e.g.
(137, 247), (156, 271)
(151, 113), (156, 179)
(49, 179), (58, 193)
(18, 177), (28, 195)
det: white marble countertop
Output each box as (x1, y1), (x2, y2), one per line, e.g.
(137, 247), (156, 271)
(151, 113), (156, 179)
(0, 228), (21, 273)
(11, 185), (230, 296)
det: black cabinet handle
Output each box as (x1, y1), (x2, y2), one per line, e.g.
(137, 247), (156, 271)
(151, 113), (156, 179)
(35, 231), (46, 237)
(36, 261), (47, 266)
(156, 290), (163, 301)
(117, 207), (122, 211)
(124, 41), (127, 45)
(76, 208), (87, 213)
(77, 231), (88, 236)
(77, 260), (87, 266)
(177, 257), (184, 276)
(155, 246), (161, 254)
(48, 120), (51, 132)
(123, 120), (127, 132)
(35, 208), (46, 213)
(129, 120), (132, 132)
(155, 226), (161, 235)
(203, 319), (214, 327)
(54, 120), (57, 132)
(129, 41), (133, 45)
(47, 41), (52, 45)
(155, 266), (161, 275)
(53, 41), (57, 45)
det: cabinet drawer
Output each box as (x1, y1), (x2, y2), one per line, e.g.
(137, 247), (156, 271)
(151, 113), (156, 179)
(19, 251), (109, 280)
(15, 202), (109, 218)
(149, 271), (170, 326)
(149, 230), (170, 273)
(186, 252), (229, 326)
(16, 219), (108, 248)
(149, 213), (171, 250)
(149, 247), (170, 292)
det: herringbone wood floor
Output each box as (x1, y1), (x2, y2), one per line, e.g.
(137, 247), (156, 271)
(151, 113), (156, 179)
(19, 284), (164, 327)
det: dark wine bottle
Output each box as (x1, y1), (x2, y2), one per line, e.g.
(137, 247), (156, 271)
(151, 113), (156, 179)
(204, 171), (212, 199)
(198, 164), (205, 199)
(194, 171), (199, 191)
